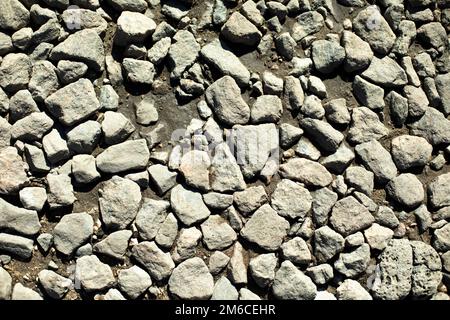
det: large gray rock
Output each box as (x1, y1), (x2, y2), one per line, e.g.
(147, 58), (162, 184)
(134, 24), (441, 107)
(132, 241), (175, 281)
(271, 179), (312, 219)
(314, 226), (345, 263)
(11, 283), (42, 300)
(241, 204), (289, 251)
(435, 73), (450, 115)
(173, 227), (202, 264)
(334, 244), (371, 278)
(61, 8), (107, 35)
(292, 11), (324, 41)
(0, 0), (30, 31)
(46, 174), (76, 209)
(233, 186), (268, 215)
(272, 261), (317, 300)
(93, 230), (132, 261)
(45, 78), (100, 126)
(38, 270), (72, 299)
(67, 120), (101, 154)
(49, 29), (104, 72)
(281, 237), (311, 265)
(122, 59), (155, 85)
(409, 108), (450, 146)
(169, 257), (214, 300)
(391, 135), (433, 170)
(179, 150), (211, 192)
(74, 255), (115, 292)
(353, 75), (385, 111)
(300, 118), (344, 153)
(0, 53), (31, 93)
(114, 11), (156, 46)
(0, 233), (34, 259)
(167, 30), (200, 79)
(0, 198), (40, 237)
(99, 176), (142, 230)
(279, 158), (333, 188)
(311, 40), (346, 74)
(54, 213), (93, 256)
(135, 199), (169, 241)
(201, 41), (250, 88)
(205, 76), (250, 126)
(386, 174), (424, 208)
(361, 56), (407, 88)
(0, 147), (29, 195)
(330, 196), (375, 237)
(371, 239), (413, 300)
(96, 139), (150, 173)
(428, 173), (450, 209)
(342, 30), (373, 72)
(29, 60), (59, 103)
(170, 184), (210, 226)
(410, 241), (442, 298)
(0, 267), (12, 300)
(355, 139), (397, 184)
(211, 276), (238, 300)
(348, 107), (389, 144)
(201, 215), (237, 250)
(249, 253), (277, 288)
(221, 12), (262, 46)
(101, 111), (135, 145)
(118, 266), (152, 299)
(353, 5), (396, 55)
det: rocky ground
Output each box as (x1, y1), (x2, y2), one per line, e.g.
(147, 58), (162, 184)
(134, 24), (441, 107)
(0, 0), (449, 301)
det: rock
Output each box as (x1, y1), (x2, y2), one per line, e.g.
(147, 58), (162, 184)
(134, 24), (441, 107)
(47, 174), (76, 209)
(45, 78), (99, 126)
(391, 135), (432, 171)
(155, 213), (178, 249)
(75, 255), (115, 292)
(362, 56), (407, 88)
(170, 184), (210, 226)
(0, 147), (28, 195)
(311, 188), (338, 227)
(275, 32), (296, 61)
(11, 112), (54, 142)
(19, 187), (47, 212)
(305, 264), (334, 286)
(330, 196), (375, 237)
(132, 241), (174, 281)
(321, 144), (355, 174)
(386, 174), (424, 208)
(314, 226), (345, 263)
(0, 233), (34, 260)
(344, 166), (374, 196)
(417, 22), (447, 50)
(99, 176), (141, 230)
(323, 99), (351, 125)
(342, 30), (373, 72)
(435, 73), (450, 115)
(93, 230), (132, 261)
(0, 53), (31, 93)
(0, 267), (12, 299)
(101, 288), (126, 300)
(386, 91), (408, 127)
(279, 158), (333, 188)
(280, 123), (303, 148)
(115, 11), (155, 46)
(210, 143), (246, 192)
(221, 12), (261, 46)
(363, 224), (394, 251)
(148, 164), (177, 195)
(211, 276), (239, 300)
(122, 58), (155, 85)
(179, 150), (211, 191)
(353, 75), (385, 111)
(300, 118), (344, 153)
(353, 5), (396, 55)
(334, 243), (370, 278)
(272, 261), (316, 300)
(106, 0), (147, 12)
(169, 257), (214, 300)
(0, 117), (10, 148)
(409, 108), (450, 145)
(281, 237), (311, 265)
(200, 41), (250, 88)
(101, 111), (135, 145)
(38, 270), (71, 299)
(271, 179), (312, 219)
(201, 215), (237, 250)
(251, 95), (283, 124)
(262, 71), (284, 96)
(0, 32), (12, 55)
(372, 239), (413, 300)
(135, 199), (169, 241)
(0, 197), (40, 237)
(311, 40), (345, 74)
(54, 213), (93, 256)
(0, 0), (30, 31)
(148, 37), (171, 66)
(433, 223), (450, 252)
(118, 266), (152, 299)
(9, 90), (39, 123)
(233, 186), (268, 215)
(61, 7), (107, 35)
(208, 251), (230, 275)
(135, 99), (158, 126)
(403, 85), (429, 118)
(292, 11), (324, 41)
(429, 176), (450, 214)
(249, 253), (277, 288)
(203, 192), (233, 211)
(227, 242), (247, 285)
(96, 139), (150, 173)
(11, 283), (42, 300)
(56, 60), (88, 85)
(348, 107), (388, 144)
(167, 30), (200, 79)
(42, 129), (69, 164)
(355, 139), (397, 184)
(336, 279), (372, 300)
(50, 29), (104, 72)
(205, 76), (250, 126)
(284, 76), (305, 111)
(410, 241), (442, 298)
(67, 120), (101, 154)
(72, 154), (100, 184)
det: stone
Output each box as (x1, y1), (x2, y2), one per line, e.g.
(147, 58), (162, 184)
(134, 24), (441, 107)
(323, 99), (351, 125)
(355, 139), (397, 184)
(428, 173), (450, 209)
(300, 118), (344, 153)
(348, 107), (388, 144)
(410, 108), (450, 146)
(205, 76), (250, 126)
(0, 0), (30, 31)
(221, 12), (261, 46)
(0, 53), (31, 93)
(251, 95), (283, 124)
(211, 276), (239, 300)
(93, 230), (132, 261)
(155, 213), (178, 249)
(314, 226), (345, 263)
(74, 255), (115, 292)
(106, 0), (147, 11)
(353, 76), (385, 111)
(363, 223), (394, 251)
(99, 85), (119, 112)
(179, 150), (211, 191)
(417, 22), (447, 50)
(292, 11), (324, 41)
(372, 239), (413, 300)
(203, 193), (233, 211)
(38, 270), (71, 299)
(0, 233), (34, 260)
(0, 147), (28, 195)
(135, 199), (169, 241)
(342, 30), (373, 72)
(296, 136), (321, 161)
(404, 85), (429, 118)
(271, 179), (312, 219)
(249, 253), (277, 288)
(61, 7), (107, 35)
(320, 144), (355, 174)
(122, 59), (155, 85)
(362, 56), (407, 88)
(391, 135), (432, 171)
(171, 184), (210, 226)
(148, 164), (177, 195)
(201, 215), (237, 251)
(279, 158), (333, 188)
(0, 198), (40, 237)
(172, 227), (202, 264)
(135, 99), (158, 125)
(433, 223), (450, 252)
(11, 284), (42, 300)
(241, 204), (289, 251)
(132, 241), (174, 281)
(227, 242), (247, 285)
(284, 76), (305, 111)
(311, 188), (338, 227)
(353, 5), (396, 55)
(42, 129), (69, 164)
(47, 174), (76, 209)
(344, 166), (374, 196)
(262, 71), (283, 96)
(311, 40), (345, 74)
(0, 267), (12, 300)
(336, 279), (372, 300)
(101, 111), (135, 145)
(67, 120), (101, 154)
(386, 174), (424, 208)
(54, 213), (93, 256)
(275, 32), (296, 61)
(233, 186), (268, 215)
(118, 266), (152, 299)
(115, 11), (155, 46)
(280, 123), (303, 148)
(72, 155), (100, 184)
(19, 187), (47, 212)
(0, 32), (13, 55)
(435, 73), (450, 115)
(334, 243), (371, 278)
(96, 139), (150, 173)
(330, 196), (375, 237)
(23, 144), (50, 173)
(210, 143), (246, 192)
(201, 41), (250, 88)
(272, 261), (316, 300)
(281, 237), (311, 265)
(147, 37), (171, 66)
(208, 250), (230, 275)
(99, 176), (141, 230)
(167, 30), (200, 80)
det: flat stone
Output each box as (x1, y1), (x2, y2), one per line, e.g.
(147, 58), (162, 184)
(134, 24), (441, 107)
(211, 276), (238, 300)
(148, 164), (177, 195)
(0, 267), (12, 299)
(292, 11), (324, 41)
(179, 150), (211, 191)
(167, 30), (200, 80)
(0, 233), (34, 260)
(155, 213), (178, 249)
(210, 143), (246, 192)
(96, 139), (150, 173)
(361, 56), (407, 87)
(300, 118), (344, 153)
(279, 158), (333, 188)
(353, 76), (385, 111)
(19, 187), (47, 212)
(67, 120), (101, 154)
(54, 213), (93, 256)
(0, 198), (40, 237)
(38, 270), (72, 299)
(132, 241), (175, 281)
(348, 107), (388, 144)
(122, 58), (155, 85)
(93, 230), (132, 261)
(170, 184), (210, 226)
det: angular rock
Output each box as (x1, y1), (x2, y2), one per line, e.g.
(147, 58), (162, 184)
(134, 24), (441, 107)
(47, 174), (76, 209)
(148, 164), (177, 195)
(96, 139), (150, 173)
(348, 107), (388, 144)
(210, 143), (246, 192)
(74, 255), (115, 292)
(54, 213), (93, 256)
(132, 241), (175, 282)
(334, 244), (371, 278)
(93, 230), (132, 261)
(38, 270), (72, 299)
(0, 53), (31, 92)
(428, 173), (450, 209)
(0, 147), (28, 195)
(362, 56), (407, 88)
(272, 261), (317, 300)
(167, 30), (200, 79)
(0, 198), (40, 237)
(0, 233), (34, 260)
(221, 12), (261, 46)
(391, 135), (432, 171)
(115, 11), (156, 46)
(311, 40), (346, 74)
(386, 174), (424, 208)
(330, 196), (375, 237)
(118, 266), (152, 299)
(271, 179), (312, 219)
(409, 108), (450, 145)
(170, 184), (210, 226)
(249, 253), (277, 288)
(279, 158), (333, 188)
